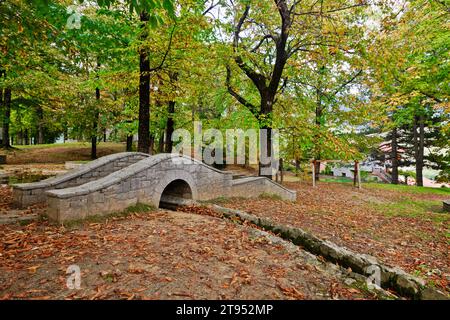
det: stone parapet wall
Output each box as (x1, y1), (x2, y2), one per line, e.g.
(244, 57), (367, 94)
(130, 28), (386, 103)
(231, 177), (297, 201)
(13, 152), (149, 208)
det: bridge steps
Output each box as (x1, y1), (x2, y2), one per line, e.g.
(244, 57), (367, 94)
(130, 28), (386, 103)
(12, 152), (150, 208)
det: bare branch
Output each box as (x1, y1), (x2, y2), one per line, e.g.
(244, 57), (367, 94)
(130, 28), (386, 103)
(233, 5), (250, 49)
(202, 0), (219, 16)
(149, 23), (177, 72)
(268, 0), (291, 95)
(274, 77), (289, 104)
(226, 65), (259, 116)
(419, 91), (443, 103)
(232, 4), (268, 92)
(251, 34), (274, 53)
(289, 0), (302, 14)
(333, 69), (362, 95)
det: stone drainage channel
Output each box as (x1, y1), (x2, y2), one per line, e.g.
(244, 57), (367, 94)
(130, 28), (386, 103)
(162, 197), (448, 301)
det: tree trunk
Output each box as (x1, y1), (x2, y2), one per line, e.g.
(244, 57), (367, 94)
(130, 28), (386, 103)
(415, 115), (425, 187)
(295, 158), (301, 176)
(37, 106), (44, 144)
(314, 94), (323, 182)
(165, 100), (175, 153)
(91, 62), (101, 160)
(2, 87), (11, 148)
(149, 135), (155, 155)
(258, 126), (273, 179)
(158, 131), (165, 153)
(227, 3), (291, 180)
(103, 129), (107, 142)
(138, 11), (151, 154)
(353, 161), (358, 187)
(91, 114), (98, 160)
(91, 86), (100, 160)
(258, 93), (274, 179)
(391, 127), (399, 184)
(258, 122), (273, 178)
(0, 80), (2, 146)
(24, 129), (29, 145)
(126, 135), (133, 152)
(314, 160), (321, 182)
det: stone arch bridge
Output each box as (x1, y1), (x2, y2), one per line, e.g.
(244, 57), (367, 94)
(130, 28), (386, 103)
(13, 153), (296, 223)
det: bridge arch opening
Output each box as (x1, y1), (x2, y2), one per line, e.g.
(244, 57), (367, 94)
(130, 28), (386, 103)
(159, 179), (193, 210)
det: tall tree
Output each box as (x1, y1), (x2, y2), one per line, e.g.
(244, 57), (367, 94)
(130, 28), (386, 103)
(368, 0), (449, 186)
(223, 0), (368, 177)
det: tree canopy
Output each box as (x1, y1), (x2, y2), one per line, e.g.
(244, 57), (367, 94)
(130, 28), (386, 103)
(0, 0), (448, 183)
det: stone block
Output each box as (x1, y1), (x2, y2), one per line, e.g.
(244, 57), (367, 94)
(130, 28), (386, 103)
(121, 180), (131, 193)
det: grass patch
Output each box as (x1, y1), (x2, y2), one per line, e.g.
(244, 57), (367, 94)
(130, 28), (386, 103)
(364, 183), (450, 196)
(349, 278), (398, 300)
(259, 193), (283, 200)
(369, 198), (449, 225)
(124, 203), (155, 214)
(62, 202), (156, 229)
(321, 177), (354, 183)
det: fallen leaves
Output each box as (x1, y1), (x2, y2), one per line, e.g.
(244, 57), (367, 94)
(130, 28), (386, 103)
(219, 181), (450, 293)
(127, 265), (145, 274)
(277, 284), (305, 300)
(0, 210), (373, 300)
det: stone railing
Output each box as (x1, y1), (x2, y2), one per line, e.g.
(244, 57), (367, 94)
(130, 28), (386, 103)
(231, 177), (297, 201)
(372, 168), (392, 183)
(12, 152), (150, 208)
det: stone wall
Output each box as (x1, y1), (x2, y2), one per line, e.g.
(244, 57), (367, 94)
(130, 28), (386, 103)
(231, 177), (297, 201)
(13, 152), (149, 208)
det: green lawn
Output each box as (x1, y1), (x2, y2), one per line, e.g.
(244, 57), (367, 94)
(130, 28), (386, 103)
(318, 175), (449, 196)
(364, 182), (450, 196)
(321, 177), (354, 183)
(370, 198), (448, 225)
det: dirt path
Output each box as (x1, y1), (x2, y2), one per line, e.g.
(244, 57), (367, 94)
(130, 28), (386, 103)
(0, 211), (378, 300)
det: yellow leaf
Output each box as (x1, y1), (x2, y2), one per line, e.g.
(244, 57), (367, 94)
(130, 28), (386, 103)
(27, 265), (41, 273)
